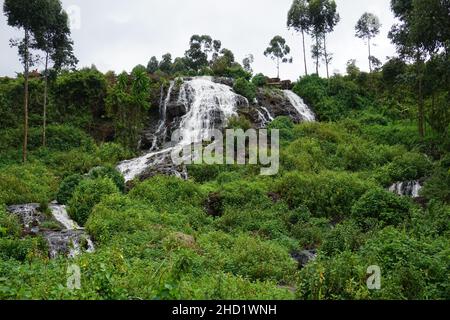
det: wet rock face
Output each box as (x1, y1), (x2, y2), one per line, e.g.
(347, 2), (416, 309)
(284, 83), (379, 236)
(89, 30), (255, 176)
(6, 203), (94, 259)
(45, 230), (94, 259)
(7, 204), (46, 233)
(389, 180), (423, 198)
(291, 250), (317, 269)
(119, 76), (316, 182)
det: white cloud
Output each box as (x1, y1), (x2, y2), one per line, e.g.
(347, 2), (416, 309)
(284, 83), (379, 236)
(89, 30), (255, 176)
(0, 0), (398, 80)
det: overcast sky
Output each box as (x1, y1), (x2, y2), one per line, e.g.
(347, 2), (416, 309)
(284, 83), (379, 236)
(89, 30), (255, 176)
(0, 0), (398, 80)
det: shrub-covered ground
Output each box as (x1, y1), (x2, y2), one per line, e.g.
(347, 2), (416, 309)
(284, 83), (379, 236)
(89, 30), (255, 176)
(0, 73), (449, 300)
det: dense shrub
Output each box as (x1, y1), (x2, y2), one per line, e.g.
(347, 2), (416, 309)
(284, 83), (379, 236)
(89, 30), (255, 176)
(251, 73), (268, 87)
(421, 169), (450, 203)
(68, 178), (119, 226)
(321, 220), (366, 256)
(351, 188), (412, 229)
(0, 206), (21, 238)
(233, 78), (256, 101)
(129, 176), (205, 210)
(56, 174), (83, 205)
(274, 171), (373, 221)
(87, 166), (125, 192)
(97, 142), (133, 165)
(199, 232), (297, 282)
(0, 237), (47, 261)
(0, 125), (96, 155)
(268, 116), (295, 142)
(0, 163), (58, 205)
(386, 152), (433, 182)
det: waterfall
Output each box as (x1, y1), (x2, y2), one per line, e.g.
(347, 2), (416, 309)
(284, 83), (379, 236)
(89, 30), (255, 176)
(48, 203), (95, 258)
(283, 90), (316, 122)
(150, 81), (174, 151)
(118, 76), (248, 182)
(7, 203), (95, 258)
(177, 77), (244, 146)
(389, 181), (422, 198)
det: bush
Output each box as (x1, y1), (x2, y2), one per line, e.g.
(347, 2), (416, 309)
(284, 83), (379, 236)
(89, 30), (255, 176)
(233, 78), (256, 101)
(87, 166), (125, 192)
(0, 237), (47, 261)
(56, 174), (83, 205)
(0, 206), (21, 238)
(360, 227), (449, 299)
(252, 73), (267, 87)
(274, 171), (373, 221)
(129, 176), (205, 210)
(268, 116), (295, 142)
(387, 152), (433, 182)
(199, 232), (297, 282)
(321, 220), (366, 256)
(351, 188), (412, 229)
(0, 163), (58, 205)
(97, 142), (133, 165)
(68, 178), (119, 226)
(0, 125), (96, 155)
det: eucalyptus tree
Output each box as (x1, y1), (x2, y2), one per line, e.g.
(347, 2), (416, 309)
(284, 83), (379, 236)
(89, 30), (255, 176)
(355, 12), (381, 73)
(35, 0), (77, 147)
(242, 54), (254, 73)
(389, 0), (450, 137)
(287, 0), (311, 76)
(185, 35), (221, 72)
(264, 36), (293, 79)
(147, 56), (159, 73)
(3, 0), (51, 162)
(308, 0), (340, 78)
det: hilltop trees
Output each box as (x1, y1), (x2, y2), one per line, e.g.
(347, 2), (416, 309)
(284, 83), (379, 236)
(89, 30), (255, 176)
(355, 13), (381, 73)
(308, 0), (340, 78)
(147, 56), (159, 74)
(287, 0), (311, 76)
(264, 36), (293, 79)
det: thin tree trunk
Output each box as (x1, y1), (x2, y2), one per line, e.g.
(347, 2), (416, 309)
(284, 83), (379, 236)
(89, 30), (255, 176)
(23, 29), (30, 163)
(302, 29), (308, 76)
(368, 36), (372, 73)
(323, 36), (329, 79)
(417, 55), (425, 138)
(315, 36), (319, 75)
(277, 58), (280, 79)
(43, 51), (49, 147)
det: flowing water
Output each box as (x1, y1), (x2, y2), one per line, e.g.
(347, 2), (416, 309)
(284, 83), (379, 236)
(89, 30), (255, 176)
(389, 181), (422, 198)
(118, 77), (247, 182)
(283, 90), (316, 122)
(7, 203), (95, 258)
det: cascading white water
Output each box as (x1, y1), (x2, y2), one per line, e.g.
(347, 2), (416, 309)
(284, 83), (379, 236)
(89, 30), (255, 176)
(49, 203), (80, 230)
(48, 203), (95, 258)
(118, 77), (248, 182)
(150, 81), (174, 151)
(283, 90), (316, 122)
(177, 77), (244, 145)
(389, 181), (422, 198)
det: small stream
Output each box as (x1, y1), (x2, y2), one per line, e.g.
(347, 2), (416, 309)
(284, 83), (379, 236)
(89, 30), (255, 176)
(7, 202), (95, 259)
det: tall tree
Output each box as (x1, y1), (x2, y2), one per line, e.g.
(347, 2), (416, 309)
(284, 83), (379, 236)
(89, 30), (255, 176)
(36, 0), (77, 147)
(185, 35), (216, 72)
(287, 0), (311, 76)
(264, 36), (293, 79)
(242, 54), (254, 73)
(355, 12), (381, 73)
(147, 56), (159, 73)
(389, 0), (450, 137)
(3, 0), (49, 162)
(308, 0), (340, 78)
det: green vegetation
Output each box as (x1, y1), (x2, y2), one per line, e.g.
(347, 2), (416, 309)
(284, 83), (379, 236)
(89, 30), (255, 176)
(0, 0), (449, 301)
